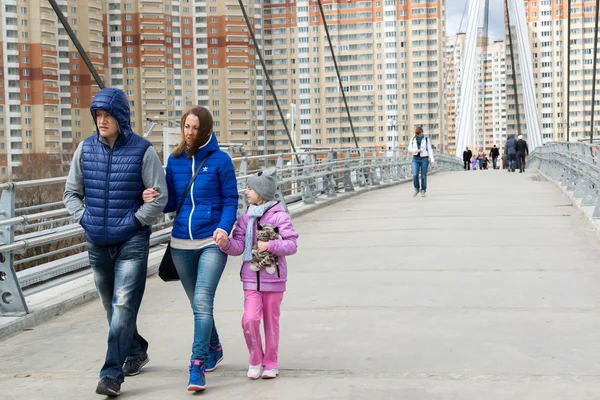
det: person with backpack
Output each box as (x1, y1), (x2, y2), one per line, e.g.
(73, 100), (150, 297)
(407, 126), (435, 197)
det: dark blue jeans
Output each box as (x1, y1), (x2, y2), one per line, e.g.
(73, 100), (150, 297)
(508, 154), (517, 171)
(412, 156), (429, 192)
(87, 233), (150, 384)
(171, 245), (227, 362)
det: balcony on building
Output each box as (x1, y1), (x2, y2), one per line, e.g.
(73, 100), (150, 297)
(144, 89), (165, 101)
(140, 0), (163, 14)
(228, 100), (250, 110)
(144, 100), (166, 111)
(143, 78), (165, 89)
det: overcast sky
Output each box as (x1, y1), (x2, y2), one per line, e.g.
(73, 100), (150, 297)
(446, 0), (504, 41)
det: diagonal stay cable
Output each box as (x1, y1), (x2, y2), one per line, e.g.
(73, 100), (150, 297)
(317, 0), (359, 149)
(505, 0), (523, 139)
(47, 0), (105, 89)
(237, 0), (300, 163)
(589, 0), (599, 143)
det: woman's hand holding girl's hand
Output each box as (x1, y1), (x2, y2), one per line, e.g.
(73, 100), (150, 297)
(213, 230), (229, 248)
(142, 188), (160, 203)
(257, 241), (269, 253)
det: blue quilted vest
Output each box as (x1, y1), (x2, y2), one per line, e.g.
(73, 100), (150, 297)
(80, 88), (152, 246)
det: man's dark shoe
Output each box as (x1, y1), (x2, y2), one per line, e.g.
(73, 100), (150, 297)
(123, 353), (149, 376)
(96, 377), (121, 397)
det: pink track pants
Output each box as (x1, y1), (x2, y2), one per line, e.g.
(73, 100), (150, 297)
(242, 290), (284, 370)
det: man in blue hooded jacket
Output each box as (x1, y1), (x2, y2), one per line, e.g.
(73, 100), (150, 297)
(63, 88), (167, 397)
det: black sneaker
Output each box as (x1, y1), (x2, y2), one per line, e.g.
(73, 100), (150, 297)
(96, 377), (121, 397)
(123, 353), (149, 376)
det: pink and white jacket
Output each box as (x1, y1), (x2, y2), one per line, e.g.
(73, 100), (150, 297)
(220, 202), (298, 292)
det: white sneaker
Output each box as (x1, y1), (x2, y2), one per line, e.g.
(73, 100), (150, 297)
(413, 189), (419, 197)
(247, 365), (262, 380)
(262, 368), (279, 379)
(421, 191), (426, 197)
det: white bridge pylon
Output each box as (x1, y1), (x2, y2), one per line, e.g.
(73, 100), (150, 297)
(454, 0), (542, 155)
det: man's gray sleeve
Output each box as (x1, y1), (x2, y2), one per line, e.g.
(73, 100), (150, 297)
(135, 146), (168, 226)
(63, 142), (86, 222)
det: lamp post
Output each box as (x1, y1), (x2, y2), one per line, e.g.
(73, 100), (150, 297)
(285, 103), (298, 151)
(387, 117), (398, 156)
(144, 118), (180, 166)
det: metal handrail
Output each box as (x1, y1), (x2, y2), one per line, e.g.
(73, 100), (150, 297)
(528, 141), (600, 219)
(0, 149), (463, 316)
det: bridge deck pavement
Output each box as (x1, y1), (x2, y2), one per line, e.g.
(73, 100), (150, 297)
(3, 170), (600, 399)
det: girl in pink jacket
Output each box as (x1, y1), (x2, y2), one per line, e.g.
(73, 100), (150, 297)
(215, 168), (299, 380)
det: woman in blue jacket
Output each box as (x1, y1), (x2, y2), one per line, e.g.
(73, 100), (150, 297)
(144, 106), (238, 391)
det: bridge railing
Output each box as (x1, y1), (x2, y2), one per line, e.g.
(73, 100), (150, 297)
(528, 141), (600, 218)
(0, 148), (462, 316)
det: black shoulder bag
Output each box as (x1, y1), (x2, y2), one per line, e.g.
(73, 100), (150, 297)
(158, 155), (210, 282)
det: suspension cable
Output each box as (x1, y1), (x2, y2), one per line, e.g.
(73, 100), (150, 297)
(47, 0), (105, 89)
(589, 0), (600, 143)
(566, 0), (571, 142)
(505, 0), (523, 139)
(237, 0), (300, 163)
(480, 0), (490, 150)
(317, 0), (359, 149)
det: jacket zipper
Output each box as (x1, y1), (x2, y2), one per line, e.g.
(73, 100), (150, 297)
(188, 157), (196, 240)
(105, 147), (113, 245)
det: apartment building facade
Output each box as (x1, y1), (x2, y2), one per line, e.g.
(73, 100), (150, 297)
(505, 0), (600, 143)
(0, 0), (445, 180)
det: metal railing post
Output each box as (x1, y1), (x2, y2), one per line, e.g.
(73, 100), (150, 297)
(275, 155), (288, 211)
(0, 184), (28, 316)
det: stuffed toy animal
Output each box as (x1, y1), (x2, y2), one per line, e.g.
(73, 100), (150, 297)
(251, 223), (280, 274)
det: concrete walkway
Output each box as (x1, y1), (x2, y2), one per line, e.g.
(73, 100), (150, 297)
(3, 169), (600, 399)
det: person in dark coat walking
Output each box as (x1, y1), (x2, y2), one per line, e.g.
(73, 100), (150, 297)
(489, 145), (500, 169)
(462, 147), (472, 170)
(505, 135), (517, 172)
(515, 135), (529, 173)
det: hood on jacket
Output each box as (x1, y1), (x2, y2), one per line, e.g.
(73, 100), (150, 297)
(90, 88), (133, 139)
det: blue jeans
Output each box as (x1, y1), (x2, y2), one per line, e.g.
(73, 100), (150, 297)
(412, 157), (429, 192)
(492, 157), (498, 169)
(171, 245), (228, 362)
(508, 154), (517, 171)
(478, 159), (483, 169)
(87, 233), (150, 384)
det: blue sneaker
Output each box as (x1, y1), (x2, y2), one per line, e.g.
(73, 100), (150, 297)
(187, 360), (206, 391)
(205, 343), (223, 372)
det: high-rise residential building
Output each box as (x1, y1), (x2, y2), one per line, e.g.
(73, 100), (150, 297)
(475, 39), (506, 151)
(0, 0), (446, 181)
(445, 34), (506, 155)
(259, 0), (446, 153)
(0, 0), (105, 180)
(505, 0), (599, 143)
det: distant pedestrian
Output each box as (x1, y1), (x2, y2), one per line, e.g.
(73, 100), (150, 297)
(505, 135), (517, 172)
(489, 145), (500, 169)
(471, 155), (478, 170)
(477, 147), (485, 170)
(463, 147), (472, 170)
(407, 126), (435, 197)
(515, 135), (529, 173)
